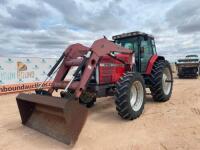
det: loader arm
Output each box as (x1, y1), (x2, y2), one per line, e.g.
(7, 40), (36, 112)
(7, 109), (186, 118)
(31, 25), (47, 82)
(48, 43), (90, 94)
(49, 38), (133, 98)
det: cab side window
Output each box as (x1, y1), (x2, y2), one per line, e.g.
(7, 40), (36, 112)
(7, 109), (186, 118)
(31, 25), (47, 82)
(151, 39), (157, 54)
(140, 40), (153, 58)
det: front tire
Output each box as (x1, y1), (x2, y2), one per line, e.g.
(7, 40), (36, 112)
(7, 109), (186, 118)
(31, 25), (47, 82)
(115, 72), (146, 120)
(150, 60), (173, 102)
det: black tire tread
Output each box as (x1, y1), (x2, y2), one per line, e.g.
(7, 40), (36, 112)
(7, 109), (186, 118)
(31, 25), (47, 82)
(115, 72), (145, 120)
(149, 60), (173, 102)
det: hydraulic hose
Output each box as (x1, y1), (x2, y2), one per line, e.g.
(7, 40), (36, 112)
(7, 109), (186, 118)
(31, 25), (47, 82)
(47, 52), (65, 77)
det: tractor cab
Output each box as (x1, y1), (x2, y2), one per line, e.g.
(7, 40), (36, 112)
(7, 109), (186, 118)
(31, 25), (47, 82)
(113, 31), (157, 73)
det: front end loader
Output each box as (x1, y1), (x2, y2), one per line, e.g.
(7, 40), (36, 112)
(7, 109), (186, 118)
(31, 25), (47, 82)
(16, 31), (173, 146)
(16, 38), (134, 145)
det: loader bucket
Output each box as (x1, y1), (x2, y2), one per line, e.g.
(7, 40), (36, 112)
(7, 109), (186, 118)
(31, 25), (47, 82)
(16, 93), (88, 145)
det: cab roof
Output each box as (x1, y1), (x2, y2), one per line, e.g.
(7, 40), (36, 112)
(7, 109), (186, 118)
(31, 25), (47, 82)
(112, 31), (154, 40)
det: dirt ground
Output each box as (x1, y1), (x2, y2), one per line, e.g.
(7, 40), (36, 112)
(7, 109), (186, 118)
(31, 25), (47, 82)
(0, 77), (200, 150)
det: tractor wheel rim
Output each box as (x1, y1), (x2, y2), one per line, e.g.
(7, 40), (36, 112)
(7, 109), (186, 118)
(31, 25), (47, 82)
(130, 81), (144, 111)
(162, 67), (172, 95)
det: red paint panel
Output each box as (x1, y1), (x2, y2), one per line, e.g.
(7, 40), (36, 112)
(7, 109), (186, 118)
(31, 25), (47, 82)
(113, 54), (129, 82)
(145, 55), (158, 75)
(98, 54), (130, 84)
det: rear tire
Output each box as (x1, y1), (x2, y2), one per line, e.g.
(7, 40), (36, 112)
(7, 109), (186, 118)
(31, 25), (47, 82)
(149, 60), (173, 102)
(115, 72), (145, 120)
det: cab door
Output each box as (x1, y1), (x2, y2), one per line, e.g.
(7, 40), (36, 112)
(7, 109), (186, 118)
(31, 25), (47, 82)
(139, 37), (154, 73)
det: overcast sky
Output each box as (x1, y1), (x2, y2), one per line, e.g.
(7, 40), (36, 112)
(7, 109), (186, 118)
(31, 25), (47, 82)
(0, 0), (199, 61)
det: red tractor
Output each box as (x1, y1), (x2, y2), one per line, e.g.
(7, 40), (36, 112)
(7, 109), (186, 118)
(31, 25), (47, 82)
(16, 31), (173, 145)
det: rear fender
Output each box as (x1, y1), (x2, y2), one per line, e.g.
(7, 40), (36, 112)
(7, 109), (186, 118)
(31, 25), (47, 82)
(145, 55), (165, 75)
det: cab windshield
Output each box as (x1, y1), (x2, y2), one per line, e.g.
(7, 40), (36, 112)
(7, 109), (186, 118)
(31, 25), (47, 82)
(114, 37), (138, 52)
